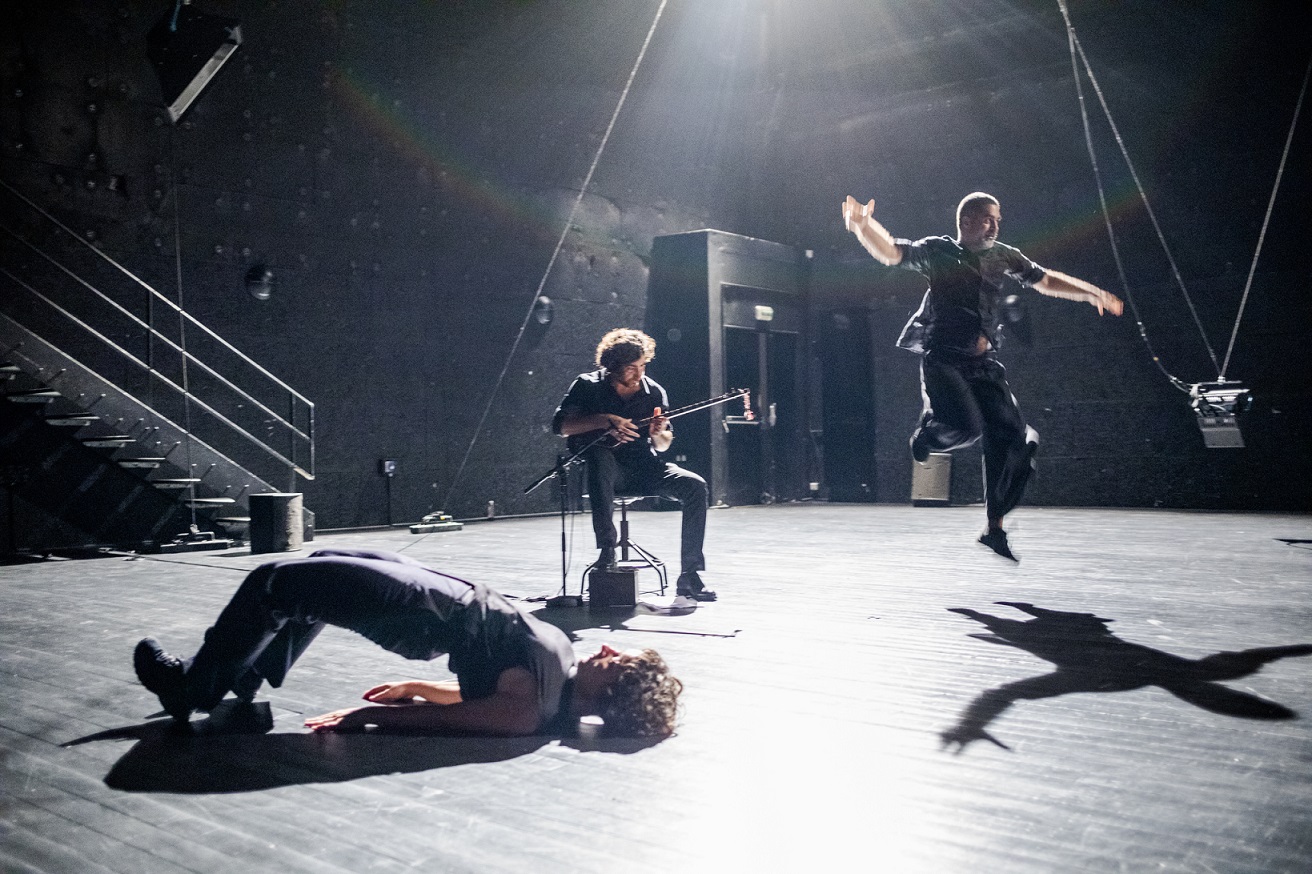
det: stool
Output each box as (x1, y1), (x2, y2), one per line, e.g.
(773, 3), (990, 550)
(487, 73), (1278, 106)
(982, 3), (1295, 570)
(612, 495), (668, 595)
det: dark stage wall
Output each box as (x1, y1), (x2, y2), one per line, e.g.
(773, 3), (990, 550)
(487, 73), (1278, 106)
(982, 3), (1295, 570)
(1, 0), (1308, 537)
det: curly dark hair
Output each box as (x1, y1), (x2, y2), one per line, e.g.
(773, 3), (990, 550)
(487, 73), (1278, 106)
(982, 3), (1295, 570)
(594, 648), (683, 738)
(595, 328), (656, 372)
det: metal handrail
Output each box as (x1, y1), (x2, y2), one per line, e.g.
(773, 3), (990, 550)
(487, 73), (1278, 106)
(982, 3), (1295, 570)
(1, 229), (311, 444)
(0, 267), (313, 480)
(0, 179), (314, 483)
(0, 179), (313, 410)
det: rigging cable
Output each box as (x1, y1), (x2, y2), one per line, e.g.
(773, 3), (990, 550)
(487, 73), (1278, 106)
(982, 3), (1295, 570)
(439, 0), (670, 512)
(1057, 0), (1205, 391)
(1219, 56), (1310, 382)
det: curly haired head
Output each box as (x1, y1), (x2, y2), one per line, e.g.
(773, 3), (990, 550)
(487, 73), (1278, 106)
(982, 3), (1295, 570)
(595, 328), (656, 372)
(595, 648), (683, 738)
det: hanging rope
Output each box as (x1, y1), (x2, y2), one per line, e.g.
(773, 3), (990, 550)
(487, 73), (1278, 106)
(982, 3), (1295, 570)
(1057, 0), (1213, 390)
(1219, 56), (1310, 382)
(440, 0), (670, 512)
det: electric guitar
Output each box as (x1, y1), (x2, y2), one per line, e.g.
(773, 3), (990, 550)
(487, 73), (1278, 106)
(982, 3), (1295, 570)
(566, 388), (754, 453)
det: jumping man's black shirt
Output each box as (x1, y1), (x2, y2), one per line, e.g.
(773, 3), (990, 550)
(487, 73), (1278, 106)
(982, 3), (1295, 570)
(893, 236), (1046, 356)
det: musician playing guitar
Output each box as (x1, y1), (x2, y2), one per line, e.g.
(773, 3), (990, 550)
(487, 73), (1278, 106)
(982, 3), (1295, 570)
(551, 328), (717, 601)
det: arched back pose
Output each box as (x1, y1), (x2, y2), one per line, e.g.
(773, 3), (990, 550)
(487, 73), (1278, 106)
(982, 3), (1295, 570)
(134, 548), (682, 737)
(842, 193), (1123, 560)
(552, 328), (715, 600)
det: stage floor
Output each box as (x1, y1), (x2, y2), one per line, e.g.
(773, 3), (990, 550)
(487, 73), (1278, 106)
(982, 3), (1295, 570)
(3, 503), (1311, 873)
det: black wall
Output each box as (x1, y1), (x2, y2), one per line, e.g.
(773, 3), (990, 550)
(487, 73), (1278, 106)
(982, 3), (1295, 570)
(2, 0), (1308, 531)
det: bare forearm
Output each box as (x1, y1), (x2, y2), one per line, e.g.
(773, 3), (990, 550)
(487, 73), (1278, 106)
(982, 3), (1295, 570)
(1035, 269), (1103, 301)
(406, 680), (462, 705)
(1035, 269), (1123, 316)
(842, 196), (903, 266)
(313, 697), (538, 736)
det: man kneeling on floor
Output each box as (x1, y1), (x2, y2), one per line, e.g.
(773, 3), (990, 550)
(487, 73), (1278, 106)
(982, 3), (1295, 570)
(134, 548), (682, 738)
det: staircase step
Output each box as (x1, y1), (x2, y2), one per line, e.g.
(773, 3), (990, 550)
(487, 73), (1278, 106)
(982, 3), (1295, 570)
(187, 497), (237, 506)
(151, 478), (202, 488)
(80, 435), (134, 448)
(118, 458), (165, 469)
(46, 414), (100, 426)
(5, 389), (60, 403)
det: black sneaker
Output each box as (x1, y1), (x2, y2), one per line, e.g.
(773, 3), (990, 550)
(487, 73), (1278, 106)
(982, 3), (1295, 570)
(676, 571), (717, 602)
(134, 638), (192, 721)
(594, 547), (616, 570)
(978, 530), (1018, 563)
(910, 428), (931, 464)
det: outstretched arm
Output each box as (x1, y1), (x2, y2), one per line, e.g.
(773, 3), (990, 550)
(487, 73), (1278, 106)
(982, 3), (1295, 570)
(360, 679), (463, 705)
(1034, 269), (1123, 316)
(304, 667), (541, 736)
(841, 196), (903, 266)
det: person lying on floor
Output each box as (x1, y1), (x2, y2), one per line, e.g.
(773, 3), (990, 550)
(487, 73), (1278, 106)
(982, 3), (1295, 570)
(133, 548), (682, 738)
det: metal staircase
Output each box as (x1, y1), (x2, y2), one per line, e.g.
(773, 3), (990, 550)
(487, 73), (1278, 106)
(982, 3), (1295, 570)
(0, 179), (315, 555)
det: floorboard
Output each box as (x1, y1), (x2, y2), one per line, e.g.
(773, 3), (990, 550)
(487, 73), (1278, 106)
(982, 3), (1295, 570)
(2, 503), (1310, 873)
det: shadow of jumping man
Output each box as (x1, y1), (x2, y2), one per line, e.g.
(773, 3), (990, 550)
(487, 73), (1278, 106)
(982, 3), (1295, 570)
(941, 602), (1312, 752)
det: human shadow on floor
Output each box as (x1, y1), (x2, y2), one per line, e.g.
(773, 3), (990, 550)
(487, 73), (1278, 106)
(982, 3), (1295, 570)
(941, 601), (1312, 753)
(64, 700), (649, 793)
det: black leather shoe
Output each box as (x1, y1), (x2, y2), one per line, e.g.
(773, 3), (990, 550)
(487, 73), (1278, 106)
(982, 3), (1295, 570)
(134, 638), (192, 721)
(910, 428), (931, 464)
(676, 571), (717, 602)
(978, 530), (1018, 563)
(595, 547), (616, 570)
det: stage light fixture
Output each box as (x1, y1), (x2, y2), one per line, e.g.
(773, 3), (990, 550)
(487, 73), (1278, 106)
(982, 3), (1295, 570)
(147, 3), (243, 123)
(1190, 380), (1247, 448)
(245, 265), (274, 300)
(533, 295), (554, 325)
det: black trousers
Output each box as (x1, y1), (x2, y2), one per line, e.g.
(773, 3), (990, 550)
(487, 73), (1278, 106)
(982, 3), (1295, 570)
(915, 351), (1037, 522)
(182, 555), (475, 712)
(584, 448), (708, 575)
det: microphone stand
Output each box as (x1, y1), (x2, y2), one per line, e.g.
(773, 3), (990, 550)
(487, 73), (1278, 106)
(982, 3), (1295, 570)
(523, 432), (610, 607)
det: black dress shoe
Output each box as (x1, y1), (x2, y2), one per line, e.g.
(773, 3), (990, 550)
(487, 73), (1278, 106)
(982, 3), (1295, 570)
(910, 428), (931, 464)
(978, 530), (1018, 563)
(134, 638), (192, 721)
(676, 571), (717, 602)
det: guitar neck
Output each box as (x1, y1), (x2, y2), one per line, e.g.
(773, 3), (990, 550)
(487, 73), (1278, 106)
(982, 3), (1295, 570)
(635, 389), (749, 426)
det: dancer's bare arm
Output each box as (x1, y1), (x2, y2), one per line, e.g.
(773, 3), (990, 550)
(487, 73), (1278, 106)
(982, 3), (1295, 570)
(361, 679), (463, 705)
(1034, 269), (1123, 316)
(841, 195), (903, 266)
(305, 667), (541, 736)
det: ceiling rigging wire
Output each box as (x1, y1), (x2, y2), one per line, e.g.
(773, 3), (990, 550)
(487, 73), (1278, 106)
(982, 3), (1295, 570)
(1219, 56), (1310, 383)
(438, 0), (670, 513)
(1057, 0), (1210, 391)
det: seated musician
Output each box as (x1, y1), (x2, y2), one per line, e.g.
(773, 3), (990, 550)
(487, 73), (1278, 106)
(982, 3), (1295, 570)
(551, 329), (717, 601)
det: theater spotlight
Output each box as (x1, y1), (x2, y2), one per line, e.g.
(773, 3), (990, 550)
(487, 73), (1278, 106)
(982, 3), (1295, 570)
(1190, 380), (1247, 448)
(533, 295), (554, 325)
(245, 264), (274, 301)
(147, 3), (243, 123)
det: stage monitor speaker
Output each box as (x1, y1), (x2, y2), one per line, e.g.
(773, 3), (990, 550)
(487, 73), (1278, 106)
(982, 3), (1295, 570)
(646, 230), (807, 507)
(911, 454), (952, 506)
(148, 6), (243, 123)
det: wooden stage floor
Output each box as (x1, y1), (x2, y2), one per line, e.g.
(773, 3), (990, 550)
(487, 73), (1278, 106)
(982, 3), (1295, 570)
(3, 503), (1311, 873)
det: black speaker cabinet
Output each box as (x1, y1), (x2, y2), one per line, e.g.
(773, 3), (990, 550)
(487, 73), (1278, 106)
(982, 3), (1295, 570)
(646, 230), (807, 507)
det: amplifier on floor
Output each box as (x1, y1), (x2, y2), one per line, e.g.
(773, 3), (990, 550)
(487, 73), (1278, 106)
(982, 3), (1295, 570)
(911, 453), (952, 506)
(588, 566), (639, 610)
